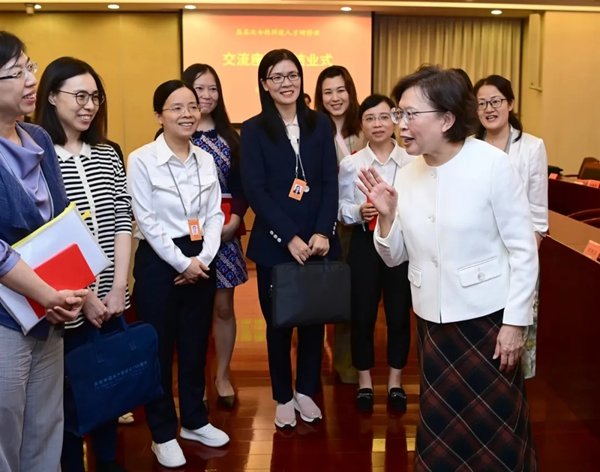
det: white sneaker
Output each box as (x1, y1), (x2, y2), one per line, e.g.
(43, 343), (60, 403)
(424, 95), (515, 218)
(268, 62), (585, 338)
(118, 411), (134, 424)
(274, 399), (297, 428)
(151, 439), (186, 468)
(293, 392), (322, 423)
(180, 423), (230, 447)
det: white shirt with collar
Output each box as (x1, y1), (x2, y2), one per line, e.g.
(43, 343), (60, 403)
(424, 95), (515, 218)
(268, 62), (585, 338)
(338, 140), (414, 225)
(127, 134), (224, 273)
(374, 137), (538, 327)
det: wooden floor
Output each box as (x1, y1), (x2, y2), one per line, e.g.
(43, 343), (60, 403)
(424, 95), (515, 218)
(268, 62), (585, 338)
(95, 268), (600, 471)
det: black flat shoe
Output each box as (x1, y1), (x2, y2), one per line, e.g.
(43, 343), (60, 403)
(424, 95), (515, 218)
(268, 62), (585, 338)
(356, 388), (374, 412)
(215, 379), (236, 409)
(217, 393), (236, 409)
(388, 387), (407, 412)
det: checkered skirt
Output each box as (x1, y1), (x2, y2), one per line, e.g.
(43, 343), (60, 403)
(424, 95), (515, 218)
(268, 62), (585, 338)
(415, 310), (537, 472)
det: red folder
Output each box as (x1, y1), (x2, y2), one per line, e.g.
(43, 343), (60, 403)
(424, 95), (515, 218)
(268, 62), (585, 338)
(28, 243), (96, 317)
(221, 195), (232, 225)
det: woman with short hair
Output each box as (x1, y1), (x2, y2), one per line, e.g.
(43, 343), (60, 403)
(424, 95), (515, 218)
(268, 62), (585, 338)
(359, 65), (538, 470)
(0, 31), (86, 472)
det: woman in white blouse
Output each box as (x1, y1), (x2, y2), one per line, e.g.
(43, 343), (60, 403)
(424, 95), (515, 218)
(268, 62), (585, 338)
(127, 80), (228, 469)
(338, 94), (413, 412)
(474, 74), (548, 379)
(358, 66), (538, 470)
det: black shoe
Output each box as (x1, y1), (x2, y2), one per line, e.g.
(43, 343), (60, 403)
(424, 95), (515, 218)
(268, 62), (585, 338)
(356, 388), (374, 412)
(388, 387), (407, 412)
(96, 461), (127, 472)
(217, 393), (236, 409)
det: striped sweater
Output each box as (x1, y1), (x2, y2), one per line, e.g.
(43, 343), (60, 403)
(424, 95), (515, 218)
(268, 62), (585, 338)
(55, 142), (132, 328)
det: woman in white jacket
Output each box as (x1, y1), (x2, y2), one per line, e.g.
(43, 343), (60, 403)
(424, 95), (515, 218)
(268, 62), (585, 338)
(358, 66), (538, 471)
(474, 74), (548, 379)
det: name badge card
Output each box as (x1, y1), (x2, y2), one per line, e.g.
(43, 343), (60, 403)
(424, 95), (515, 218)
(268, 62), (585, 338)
(289, 178), (307, 201)
(188, 218), (203, 241)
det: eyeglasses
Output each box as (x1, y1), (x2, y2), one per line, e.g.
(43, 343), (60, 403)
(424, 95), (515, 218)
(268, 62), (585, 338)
(362, 113), (393, 124)
(391, 108), (440, 123)
(477, 98), (507, 110)
(57, 90), (105, 106)
(162, 104), (200, 115)
(265, 72), (301, 85)
(0, 61), (38, 81)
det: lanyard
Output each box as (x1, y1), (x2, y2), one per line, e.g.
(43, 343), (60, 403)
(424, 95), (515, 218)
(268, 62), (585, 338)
(504, 128), (513, 154)
(166, 154), (202, 219)
(284, 120), (309, 191)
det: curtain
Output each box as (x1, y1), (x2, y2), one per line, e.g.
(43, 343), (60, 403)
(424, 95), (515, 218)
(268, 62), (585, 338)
(374, 15), (522, 106)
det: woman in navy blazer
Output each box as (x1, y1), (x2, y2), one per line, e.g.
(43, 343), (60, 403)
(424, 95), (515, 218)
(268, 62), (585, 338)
(240, 49), (338, 429)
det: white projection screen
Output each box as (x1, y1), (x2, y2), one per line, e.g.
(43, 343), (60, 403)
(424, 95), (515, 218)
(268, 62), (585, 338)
(182, 11), (372, 124)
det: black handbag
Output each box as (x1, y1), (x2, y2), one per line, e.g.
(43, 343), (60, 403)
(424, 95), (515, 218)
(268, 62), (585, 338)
(64, 317), (163, 436)
(271, 261), (351, 328)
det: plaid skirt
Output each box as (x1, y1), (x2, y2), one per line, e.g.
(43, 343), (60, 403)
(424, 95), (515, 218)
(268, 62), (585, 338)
(415, 310), (537, 472)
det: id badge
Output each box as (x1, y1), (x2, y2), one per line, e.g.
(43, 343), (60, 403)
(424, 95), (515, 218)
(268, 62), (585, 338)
(289, 178), (307, 201)
(188, 218), (203, 241)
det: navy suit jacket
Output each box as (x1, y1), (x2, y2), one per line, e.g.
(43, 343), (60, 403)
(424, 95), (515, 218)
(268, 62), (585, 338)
(240, 112), (339, 267)
(0, 122), (69, 333)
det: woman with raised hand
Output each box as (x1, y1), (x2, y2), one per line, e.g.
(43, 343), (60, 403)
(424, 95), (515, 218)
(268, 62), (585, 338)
(338, 94), (412, 412)
(314, 65), (365, 385)
(240, 49), (339, 429)
(127, 80), (228, 468)
(0, 31), (86, 472)
(359, 66), (538, 470)
(36, 56), (132, 472)
(182, 63), (248, 408)
(474, 74), (548, 379)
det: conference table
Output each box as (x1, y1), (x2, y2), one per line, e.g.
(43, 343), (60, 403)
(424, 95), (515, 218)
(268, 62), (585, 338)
(548, 177), (600, 215)
(536, 210), (600, 441)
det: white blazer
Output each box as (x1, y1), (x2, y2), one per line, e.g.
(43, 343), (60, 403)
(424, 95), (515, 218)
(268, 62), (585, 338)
(507, 128), (548, 234)
(374, 138), (538, 326)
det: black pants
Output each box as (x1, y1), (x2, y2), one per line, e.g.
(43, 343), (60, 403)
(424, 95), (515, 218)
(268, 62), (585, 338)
(133, 238), (215, 443)
(256, 264), (324, 404)
(348, 226), (411, 371)
(62, 319), (120, 472)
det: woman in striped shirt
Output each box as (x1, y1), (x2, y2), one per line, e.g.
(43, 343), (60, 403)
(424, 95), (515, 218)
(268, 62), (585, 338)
(36, 57), (132, 472)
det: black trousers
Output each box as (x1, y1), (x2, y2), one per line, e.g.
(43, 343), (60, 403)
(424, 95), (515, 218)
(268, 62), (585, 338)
(133, 238), (215, 443)
(256, 264), (324, 404)
(348, 226), (411, 371)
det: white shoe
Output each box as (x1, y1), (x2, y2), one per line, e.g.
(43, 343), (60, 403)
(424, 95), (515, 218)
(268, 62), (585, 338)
(151, 439), (186, 468)
(118, 411), (134, 424)
(274, 399), (297, 428)
(180, 423), (230, 447)
(293, 392), (322, 423)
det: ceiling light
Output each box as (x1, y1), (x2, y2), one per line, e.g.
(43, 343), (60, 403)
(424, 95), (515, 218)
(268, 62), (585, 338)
(491, 9), (503, 15)
(341, 6), (352, 12)
(184, 4), (196, 10)
(107, 4), (120, 10)
(34, 4), (42, 9)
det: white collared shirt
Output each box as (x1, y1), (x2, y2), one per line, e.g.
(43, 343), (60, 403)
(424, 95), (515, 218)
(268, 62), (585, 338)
(127, 134), (224, 273)
(338, 140), (414, 224)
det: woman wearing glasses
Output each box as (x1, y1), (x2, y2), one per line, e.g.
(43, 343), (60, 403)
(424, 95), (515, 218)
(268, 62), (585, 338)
(127, 80), (228, 468)
(0, 32), (86, 472)
(35, 57), (132, 472)
(182, 64), (248, 408)
(338, 94), (413, 412)
(359, 66), (538, 470)
(474, 75), (548, 379)
(314, 65), (365, 385)
(240, 49), (339, 428)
